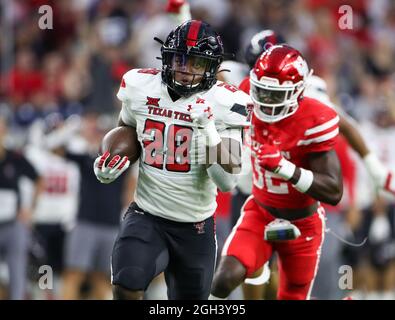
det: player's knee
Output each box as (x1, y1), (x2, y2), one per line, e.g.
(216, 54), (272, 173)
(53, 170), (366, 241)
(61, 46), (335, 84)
(112, 266), (151, 294)
(211, 256), (247, 298)
(112, 284), (144, 300)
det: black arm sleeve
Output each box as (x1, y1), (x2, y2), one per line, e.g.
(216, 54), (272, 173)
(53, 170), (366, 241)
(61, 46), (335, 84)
(18, 156), (39, 182)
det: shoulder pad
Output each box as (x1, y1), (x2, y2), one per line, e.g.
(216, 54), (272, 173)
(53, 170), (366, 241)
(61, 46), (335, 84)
(208, 82), (252, 128)
(117, 68), (161, 103)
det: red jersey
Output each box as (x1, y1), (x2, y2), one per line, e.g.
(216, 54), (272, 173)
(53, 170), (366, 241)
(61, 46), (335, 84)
(239, 76), (250, 94)
(250, 97), (339, 209)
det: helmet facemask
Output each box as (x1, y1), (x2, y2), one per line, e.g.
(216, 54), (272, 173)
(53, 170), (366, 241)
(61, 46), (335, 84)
(162, 49), (220, 97)
(250, 69), (312, 123)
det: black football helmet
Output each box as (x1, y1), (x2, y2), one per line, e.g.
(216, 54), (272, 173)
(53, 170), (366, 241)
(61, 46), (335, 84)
(244, 30), (285, 69)
(160, 20), (224, 97)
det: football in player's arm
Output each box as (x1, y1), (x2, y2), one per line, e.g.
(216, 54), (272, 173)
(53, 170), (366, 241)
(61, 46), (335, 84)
(93, 20), (250, 300)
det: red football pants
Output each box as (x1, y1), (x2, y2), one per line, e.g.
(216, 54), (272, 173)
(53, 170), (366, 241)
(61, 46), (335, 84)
(222, 196), (326, 300)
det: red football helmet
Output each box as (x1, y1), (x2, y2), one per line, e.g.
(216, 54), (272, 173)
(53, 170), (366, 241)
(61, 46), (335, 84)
(250, 45), (312, 123)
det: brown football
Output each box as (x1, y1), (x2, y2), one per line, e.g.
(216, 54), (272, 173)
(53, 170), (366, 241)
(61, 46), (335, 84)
(100, 126), (141, 164)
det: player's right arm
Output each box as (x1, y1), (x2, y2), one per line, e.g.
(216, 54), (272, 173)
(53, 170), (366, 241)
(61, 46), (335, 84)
(307, 76), (394, 195)
(288, 150), (343, 205)
(94, 72), (139, 184)
(256, 138), (343, 206)
(190, 108), (241, 192)
(338, 110), (395, 195)
(338, 108), (369, 157)
(256, 102), (343, 206)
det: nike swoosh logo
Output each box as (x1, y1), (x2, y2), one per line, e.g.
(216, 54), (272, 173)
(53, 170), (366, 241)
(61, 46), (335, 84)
(273, 140), (281, 145)
(306, 236), (314, 241)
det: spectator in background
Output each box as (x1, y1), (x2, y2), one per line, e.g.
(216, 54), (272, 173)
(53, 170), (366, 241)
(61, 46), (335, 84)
(24, 114), (81, 299)
(86, 5), (132, 114)
(61, 112), (136, 300)
(350, 100), (395, 300)
(6, 48), (44, 108)
(0, 115), (43, 299)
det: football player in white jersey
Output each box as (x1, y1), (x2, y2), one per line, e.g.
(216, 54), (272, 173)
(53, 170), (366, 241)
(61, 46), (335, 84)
(93, 20), (251, 299)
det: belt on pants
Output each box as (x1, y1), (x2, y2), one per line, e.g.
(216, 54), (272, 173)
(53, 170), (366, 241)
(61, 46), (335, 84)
(254, 199), (318, 221)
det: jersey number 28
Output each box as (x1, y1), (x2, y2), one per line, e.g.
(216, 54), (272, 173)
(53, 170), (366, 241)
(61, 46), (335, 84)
(142, 119), (193, 172)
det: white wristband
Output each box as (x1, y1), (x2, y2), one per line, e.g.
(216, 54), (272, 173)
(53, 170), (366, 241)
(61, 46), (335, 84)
(294, 168), (314, 193)
(275, 158), (296, 180)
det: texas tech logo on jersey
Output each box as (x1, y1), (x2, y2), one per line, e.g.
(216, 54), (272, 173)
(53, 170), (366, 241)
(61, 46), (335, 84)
(146, 97), (160, 107)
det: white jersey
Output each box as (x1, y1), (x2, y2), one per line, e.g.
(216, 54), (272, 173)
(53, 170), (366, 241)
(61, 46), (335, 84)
(356, 121), (395, 205)
(117, 68), (251, 222)
(25, 145), (80, 226)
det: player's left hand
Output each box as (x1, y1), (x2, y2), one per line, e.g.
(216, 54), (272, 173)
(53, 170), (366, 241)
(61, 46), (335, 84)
(93, 151), (130, 184)
(190, 105), (221, 147)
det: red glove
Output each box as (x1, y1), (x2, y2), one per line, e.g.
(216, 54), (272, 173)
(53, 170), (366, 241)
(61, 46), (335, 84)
(166, 0), (185, 13)
(256, 136), (283, 172)
(385, 172), (395, 196)
(256, 136), (296, 180)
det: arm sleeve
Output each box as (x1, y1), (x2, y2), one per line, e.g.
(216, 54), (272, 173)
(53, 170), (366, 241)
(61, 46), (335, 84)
(18, 156), (39, 182)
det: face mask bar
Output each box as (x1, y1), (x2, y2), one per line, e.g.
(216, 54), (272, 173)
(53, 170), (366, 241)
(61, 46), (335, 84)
(250, 69), (312, 123)
(162, 49), (219, 97)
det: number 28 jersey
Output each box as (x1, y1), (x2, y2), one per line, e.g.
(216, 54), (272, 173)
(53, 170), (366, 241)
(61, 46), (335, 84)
(251, 97), (339, 209)
(117, 68), (251, 222)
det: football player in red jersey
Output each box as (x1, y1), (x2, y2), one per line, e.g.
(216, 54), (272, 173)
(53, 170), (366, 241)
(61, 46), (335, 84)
(210, 45), (343, 300)
(238, 30), (395, 197)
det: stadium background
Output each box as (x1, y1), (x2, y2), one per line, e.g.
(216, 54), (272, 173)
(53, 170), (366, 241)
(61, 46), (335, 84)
(1, 0), (395, 300)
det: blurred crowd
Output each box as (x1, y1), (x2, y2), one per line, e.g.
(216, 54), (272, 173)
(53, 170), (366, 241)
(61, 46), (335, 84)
(1, 0), (395, 300)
